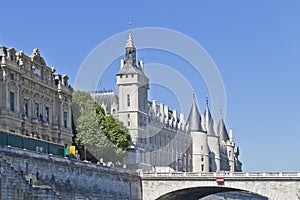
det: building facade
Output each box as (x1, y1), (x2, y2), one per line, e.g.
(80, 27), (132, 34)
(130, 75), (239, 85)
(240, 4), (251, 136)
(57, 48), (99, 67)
(0, 46), (73, 151)
(94, 33), (242, 172)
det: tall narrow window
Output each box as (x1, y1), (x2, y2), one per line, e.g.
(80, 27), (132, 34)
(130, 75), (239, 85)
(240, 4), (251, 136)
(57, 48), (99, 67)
(127, 94), (130, 107)
(201, 164), (204, 172)
(35, 103), (39, 118)
(23, 99), (28, 116)
(45, 107), (49, 122)
(9, 73), (14, 80)
(10, 92), (15, 112)
(63, 111), (68, 128)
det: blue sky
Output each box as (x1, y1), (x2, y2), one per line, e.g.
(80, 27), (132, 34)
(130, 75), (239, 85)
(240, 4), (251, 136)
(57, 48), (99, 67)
(2, 1), (300, 172)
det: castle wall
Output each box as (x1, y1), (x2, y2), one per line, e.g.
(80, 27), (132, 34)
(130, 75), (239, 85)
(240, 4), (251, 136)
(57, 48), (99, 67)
(0, 146), (142, 200)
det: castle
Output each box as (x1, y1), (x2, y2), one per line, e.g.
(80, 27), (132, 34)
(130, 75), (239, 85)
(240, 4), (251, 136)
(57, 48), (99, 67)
(93, 32), (242, 172)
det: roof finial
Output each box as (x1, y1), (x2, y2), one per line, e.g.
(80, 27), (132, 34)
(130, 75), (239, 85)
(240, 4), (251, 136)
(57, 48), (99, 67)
(206, 94), (209, 106)
(128, 16), (132, 30)
(192, 93), (196, 102)
(220, 104), (223, 118)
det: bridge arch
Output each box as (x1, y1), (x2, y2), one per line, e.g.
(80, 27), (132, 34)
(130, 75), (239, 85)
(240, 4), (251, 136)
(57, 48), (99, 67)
(141, 172), (300, 200)
(156, 186), (267, 200)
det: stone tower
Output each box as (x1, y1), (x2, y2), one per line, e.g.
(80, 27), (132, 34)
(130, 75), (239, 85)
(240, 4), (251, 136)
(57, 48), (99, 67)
(116, 32), (149, 166)
(187, 95), (209, 172)
(204, 100), (221, 172)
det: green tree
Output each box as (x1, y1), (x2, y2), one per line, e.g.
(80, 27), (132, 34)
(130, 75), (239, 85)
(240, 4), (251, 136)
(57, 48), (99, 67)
(72, 91), (131, 163)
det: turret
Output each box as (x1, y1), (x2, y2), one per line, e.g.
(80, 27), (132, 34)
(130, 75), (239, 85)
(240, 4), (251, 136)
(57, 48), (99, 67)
(125, 32), (136, 66)
(204, 98), (221, 172)
(188, 95), (209, 172)
(218, 115), (229, 142)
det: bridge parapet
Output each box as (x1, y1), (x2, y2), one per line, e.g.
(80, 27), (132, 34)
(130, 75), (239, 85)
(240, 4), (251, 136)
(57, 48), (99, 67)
(140, 171), (300, 178)
(141, 171), (300, 200)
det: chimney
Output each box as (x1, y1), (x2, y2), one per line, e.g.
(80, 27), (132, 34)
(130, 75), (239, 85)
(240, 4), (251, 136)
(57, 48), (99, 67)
(180, 113), (185, 124)
(160, 103), (164, 117)
(164, 105), (169, 117)
(172, 109), (177, 120)
(139, 60), (144, 71)
(229, 128), (234, 143)
(152, 100), (156, 112)
(120, 59), (124, 69)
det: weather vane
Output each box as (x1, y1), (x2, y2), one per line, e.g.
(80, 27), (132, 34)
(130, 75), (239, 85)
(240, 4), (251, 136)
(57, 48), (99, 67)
(128, 16), (133, 29)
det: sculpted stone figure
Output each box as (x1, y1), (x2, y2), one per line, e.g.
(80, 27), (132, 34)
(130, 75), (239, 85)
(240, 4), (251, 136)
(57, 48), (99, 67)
(31, 48), (46, 66)
(15, 51), (24, 66)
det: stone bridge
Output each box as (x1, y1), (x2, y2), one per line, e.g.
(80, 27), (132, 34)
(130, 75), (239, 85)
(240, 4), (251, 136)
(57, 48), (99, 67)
(140, 172), (300, 200)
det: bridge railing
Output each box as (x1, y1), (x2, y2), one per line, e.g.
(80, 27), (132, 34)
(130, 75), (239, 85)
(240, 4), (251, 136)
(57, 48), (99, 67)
(139, 171), (300, 178)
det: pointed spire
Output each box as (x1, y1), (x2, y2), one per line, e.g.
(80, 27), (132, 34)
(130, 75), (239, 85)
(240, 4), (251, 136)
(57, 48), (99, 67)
(204, 97), (217, 136)
(126, 32), (135, 48)
(187, 94), (202, 131)
(218, 112), (229, 141)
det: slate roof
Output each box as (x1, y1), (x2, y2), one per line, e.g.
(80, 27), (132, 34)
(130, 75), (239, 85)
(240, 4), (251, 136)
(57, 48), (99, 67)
(218, 117), (229, 141)
(117, 62), (144, 75)
(187, 96), (202, 131)
(204, 104), (217, 136)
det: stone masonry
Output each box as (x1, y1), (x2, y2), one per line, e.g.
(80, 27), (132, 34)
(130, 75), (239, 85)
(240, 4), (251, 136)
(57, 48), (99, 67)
(0, 146), (142, 200)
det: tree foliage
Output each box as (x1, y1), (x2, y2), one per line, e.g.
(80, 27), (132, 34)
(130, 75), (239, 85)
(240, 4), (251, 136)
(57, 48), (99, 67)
(72, 91), (131, 163)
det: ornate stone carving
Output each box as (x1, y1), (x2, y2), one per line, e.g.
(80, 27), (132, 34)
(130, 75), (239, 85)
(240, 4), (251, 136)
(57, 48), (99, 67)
(31, 48), (46, 66)
(1, 53), (6, 64)
(7, 48), (16, 61)
(62, 75), (69, 86)
(51, 67), (56, 73)
(15, 51), (24, 66)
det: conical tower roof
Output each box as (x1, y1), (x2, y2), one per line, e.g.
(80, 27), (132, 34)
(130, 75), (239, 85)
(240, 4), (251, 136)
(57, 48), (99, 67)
(187, 95), (202, 131)
(204, 100), (217, 136)
(218, 116), (229, 141)
(125, 32), (135, 48)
